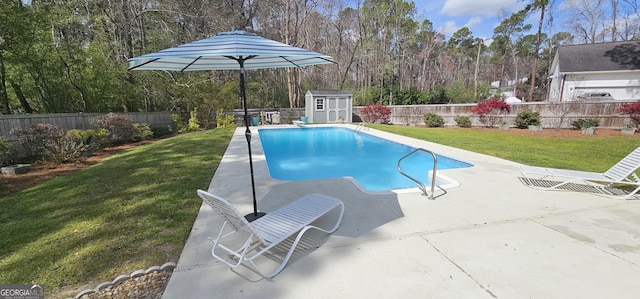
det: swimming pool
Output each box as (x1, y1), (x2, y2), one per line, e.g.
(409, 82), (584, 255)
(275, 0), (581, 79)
(258, 127), (473, 192)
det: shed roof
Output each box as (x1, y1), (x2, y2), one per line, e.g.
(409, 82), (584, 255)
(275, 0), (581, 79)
(306, 90), (352, 95)
(557, 41), (640, 72)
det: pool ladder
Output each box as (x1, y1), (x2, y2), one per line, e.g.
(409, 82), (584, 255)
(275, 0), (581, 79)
(397, 148), (447, 199)
(355, 122), (368, 132)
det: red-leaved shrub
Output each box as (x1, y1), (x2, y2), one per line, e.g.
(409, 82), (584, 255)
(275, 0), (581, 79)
(471, 98), (511, 128)
(360, 103), (391, 124)
(617, 100), (640, 129)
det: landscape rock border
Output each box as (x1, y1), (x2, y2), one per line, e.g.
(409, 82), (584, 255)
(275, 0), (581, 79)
(1, 164), (31, 175)
(69, 262), (175, 299)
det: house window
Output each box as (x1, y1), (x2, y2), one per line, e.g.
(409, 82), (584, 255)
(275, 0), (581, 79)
(315, 98), (325, 111)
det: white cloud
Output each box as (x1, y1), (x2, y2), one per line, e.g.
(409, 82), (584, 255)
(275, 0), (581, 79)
(464, 16), (483, 28)
(439, 20), (459, 37)
(437, 18), (488, 37)
(440, 0), (522, 18)
(437, 17), (486, 38)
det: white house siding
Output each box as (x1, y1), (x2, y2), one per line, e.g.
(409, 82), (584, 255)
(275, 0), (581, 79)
(558, 72), (640, 101)
(548, 42), (640, 102)
(548, 63), (562, 102)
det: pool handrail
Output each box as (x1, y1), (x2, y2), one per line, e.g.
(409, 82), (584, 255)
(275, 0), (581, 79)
(355, 122), (368, 132)
(397, 148), (447, 199)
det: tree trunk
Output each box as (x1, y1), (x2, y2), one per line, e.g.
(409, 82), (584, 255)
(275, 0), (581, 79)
(9, 80), (33, 113)
(510, 46), (518, 98)
(284, 0), (297, 108)
(474, 39), (482, 101)
(611, 0), (618, 41)
(0, 51), (10, 114)
(529, 4), (545, 101)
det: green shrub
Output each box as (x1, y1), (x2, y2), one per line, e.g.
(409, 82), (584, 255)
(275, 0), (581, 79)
(171, 113), (187, 132)
(66, 129), (90, 143)
(514, 111), (541, 129)
(454, 115), (472, 128)
(423, 112), (445, 127)
(571, 118), (599, 129)
(91, 129), (111, 148)
(215, 108), (236, 128)
(66, 129), (108, 149)
(172, 109), (200, 133)
(184, 109), (201, 132)
(134, 123), (154, 141)
(150, 125), (174, 137)
(89, 129), (109, 148)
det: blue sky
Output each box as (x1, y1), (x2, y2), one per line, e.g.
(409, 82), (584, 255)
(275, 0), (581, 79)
(414, 0), (535, 39)
(414, 0), (532, 39)
(342, 0), (556, 41)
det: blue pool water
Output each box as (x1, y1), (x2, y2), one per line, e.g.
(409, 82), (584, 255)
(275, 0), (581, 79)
(258, 127), (472, 191)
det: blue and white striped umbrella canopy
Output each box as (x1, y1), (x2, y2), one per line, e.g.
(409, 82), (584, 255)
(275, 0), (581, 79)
(128, 30), (335, 71)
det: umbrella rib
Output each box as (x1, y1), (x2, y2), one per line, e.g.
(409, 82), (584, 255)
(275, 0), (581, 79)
(222, 55), (259, 65)
(318, 57), (338, 64)
(280, 56), (301, 68)
(181, 56), (203, 72)
(127, 58), (161, 71)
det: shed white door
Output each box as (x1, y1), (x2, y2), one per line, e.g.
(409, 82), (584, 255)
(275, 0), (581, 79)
(327, 97), (348, 122)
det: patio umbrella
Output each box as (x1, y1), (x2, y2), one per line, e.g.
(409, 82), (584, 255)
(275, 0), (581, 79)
(128, 30), (336, 221)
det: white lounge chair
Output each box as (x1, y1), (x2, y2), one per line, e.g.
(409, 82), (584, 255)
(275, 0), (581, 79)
(197, 190), (344, 278)
(519, 147), (640, 199)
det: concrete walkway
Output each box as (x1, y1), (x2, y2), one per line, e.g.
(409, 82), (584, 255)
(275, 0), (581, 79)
(162, 125), (640, 299)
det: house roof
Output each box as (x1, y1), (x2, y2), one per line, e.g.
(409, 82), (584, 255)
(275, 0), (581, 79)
(557, 41), (640, 73)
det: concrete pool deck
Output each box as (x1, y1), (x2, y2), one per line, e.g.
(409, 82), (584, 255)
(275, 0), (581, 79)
(162, 125), (640, 299)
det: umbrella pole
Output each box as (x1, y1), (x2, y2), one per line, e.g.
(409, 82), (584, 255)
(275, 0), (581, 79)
(239, 61), (266, 222)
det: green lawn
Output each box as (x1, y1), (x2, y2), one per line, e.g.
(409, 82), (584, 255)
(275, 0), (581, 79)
(1, 124), (638, 297)
(0, 128), (234, 297)
(369, 124), (640, 173)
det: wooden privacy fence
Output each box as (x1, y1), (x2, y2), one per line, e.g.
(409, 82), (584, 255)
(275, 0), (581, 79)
(6, 101), (631, 141)
(0, 112), (173, 141)
(229, 101), (636, 129)
(353, 101), (637, 129)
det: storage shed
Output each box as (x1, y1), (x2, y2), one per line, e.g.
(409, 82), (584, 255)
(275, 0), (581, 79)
(304, 90), (352, 123)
